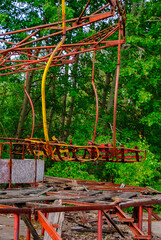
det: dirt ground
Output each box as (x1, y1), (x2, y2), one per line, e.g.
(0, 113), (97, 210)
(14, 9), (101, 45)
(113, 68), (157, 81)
(0, 212), (160, 240)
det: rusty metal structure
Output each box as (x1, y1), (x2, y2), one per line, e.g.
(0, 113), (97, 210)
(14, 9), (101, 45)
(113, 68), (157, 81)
(0, 176), (161, 240)
(0, 136), (146, 187)
(0, 0), (146, 166)
(0, 3), (160, 240)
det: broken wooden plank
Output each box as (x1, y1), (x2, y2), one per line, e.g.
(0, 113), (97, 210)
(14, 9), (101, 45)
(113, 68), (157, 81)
(117, 192), (138, 199)
(0, 194), (83, 204)
(34, 186), (55, 197)
(71, 226), (116, 233)
(0, 186), (48, 197)
(77, 193), (112, 203)
(145, 186), (161, 194)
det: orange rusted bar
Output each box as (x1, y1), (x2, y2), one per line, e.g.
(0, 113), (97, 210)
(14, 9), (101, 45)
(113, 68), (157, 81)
(14, 214), (20, 240)
(24, 66), (35, 138)
(113, 22), (121, 150)
(97, 210), (103, 240)
(92, 50), (99, 142)
(26, 214), (31, 240)
(37, 210), (62, 240)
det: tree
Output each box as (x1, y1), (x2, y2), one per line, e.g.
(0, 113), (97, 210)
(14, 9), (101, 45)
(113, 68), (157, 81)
(0, 0), (161, 189)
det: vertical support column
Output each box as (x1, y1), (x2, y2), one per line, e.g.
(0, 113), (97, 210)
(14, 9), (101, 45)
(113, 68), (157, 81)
(113, 23), (121, 152)
(138, 206), (143, 231)
(9, 139), (12, 188)
(97, 210), (103, 240)
(34, 143), (37, 187)
(0, 143), (2, 159)
(38, 143), (40, 160)
(14, 214), (20, 240)
(22, 142), (25, 159)
(41, 212), (47, 235)
(148, 207), (152, 236)
(26, 214), (31, 240)
(42, 148), (45, 184)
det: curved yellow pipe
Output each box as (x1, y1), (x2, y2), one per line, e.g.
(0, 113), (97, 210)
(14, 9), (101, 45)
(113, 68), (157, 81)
(41, 0), (66, 142)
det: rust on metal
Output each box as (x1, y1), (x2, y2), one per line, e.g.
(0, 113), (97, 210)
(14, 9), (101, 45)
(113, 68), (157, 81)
(0, 176), (160, 239)
(0, 0), (146, 194)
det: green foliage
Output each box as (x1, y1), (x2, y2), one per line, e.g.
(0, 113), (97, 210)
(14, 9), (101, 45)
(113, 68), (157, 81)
(46, 161), (98, 181)
(0, 0), (161, 192)
(105, 140), (161, 188)
(43, 2), (75, 23)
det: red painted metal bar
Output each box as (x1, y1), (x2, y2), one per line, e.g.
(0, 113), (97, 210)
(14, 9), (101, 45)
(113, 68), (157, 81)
(0, 38), (124, 77)
(9, 139), (12, 188)
(0, 0), (120, 40)
(0, 35), (122, 70)
(24, 65), (35, 138)
(94, 24), (119, 47)
(138, 206), (143, 231)
(114, 206), (148, 239)
(34, 143), (37, 187)
(13, 39), (121, 50)
(0, 15), (90, 37)
(0, 12), (113, 55)
(41, 212), (47, 235)
(92, 50), (99, 142)
(16, 29), (40, 46)
(0, 203), (116, 216)
(37, 210), (62, 240)
(36, 204), (116, 213)
(14, 214), (20, 240)
(0, 137), (146, 163)
(113, 22), (121, 150)
(114, 206), (134, 227)
(0, 39), (125, 75)
(144, 207), (161, 221)
(17, 50), (40, 60)
(97, 210), (103, 240)
(27, 214), (31, 240)
(22, 142), (25, 159)
(0, 143), (2, 159)
(0, 53), (13, 66)
(148, 208), (152, 236)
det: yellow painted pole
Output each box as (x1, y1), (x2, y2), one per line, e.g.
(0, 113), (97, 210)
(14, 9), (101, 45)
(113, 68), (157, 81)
(41, 0), (66, 142)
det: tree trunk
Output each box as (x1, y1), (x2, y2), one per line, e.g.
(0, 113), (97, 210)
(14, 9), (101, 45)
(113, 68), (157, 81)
(101, 72), (111, 109)
(60, 92), (67, 140)
(106, 0), (140, 114)
(131, 2), (137, 16)
(48, 74), (56, 136)
(64, 93), (75, 140)
(64, 56), (79, 140)
(106, 69), (116, 112)
(59, 66), (68, 141)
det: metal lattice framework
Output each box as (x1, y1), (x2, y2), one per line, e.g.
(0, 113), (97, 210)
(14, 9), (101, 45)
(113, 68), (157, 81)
(0, 0), (146, 164)
(0, 0), (126, 76)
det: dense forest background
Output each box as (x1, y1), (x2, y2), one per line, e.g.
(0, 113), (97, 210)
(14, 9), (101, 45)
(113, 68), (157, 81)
(0, 0), (161, 190)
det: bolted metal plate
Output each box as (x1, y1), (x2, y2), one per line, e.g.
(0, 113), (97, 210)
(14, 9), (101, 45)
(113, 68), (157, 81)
(0, 159), (44, 183)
